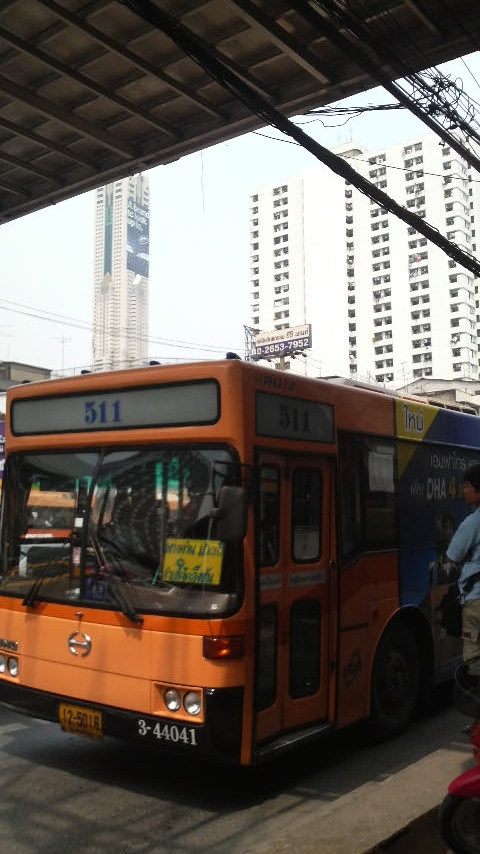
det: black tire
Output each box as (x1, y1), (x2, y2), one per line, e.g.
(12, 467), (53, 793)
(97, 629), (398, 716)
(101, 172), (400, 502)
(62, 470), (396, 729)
(370, 622), (420, 738)
(439, 793), (480, 854)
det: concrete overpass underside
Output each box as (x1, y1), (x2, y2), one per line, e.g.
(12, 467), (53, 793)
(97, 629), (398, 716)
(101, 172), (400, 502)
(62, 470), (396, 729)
(1, 0), (480, 224)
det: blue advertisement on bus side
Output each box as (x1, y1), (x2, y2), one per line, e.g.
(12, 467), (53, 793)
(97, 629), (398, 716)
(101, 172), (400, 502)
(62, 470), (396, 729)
(395, 399), (480, 650)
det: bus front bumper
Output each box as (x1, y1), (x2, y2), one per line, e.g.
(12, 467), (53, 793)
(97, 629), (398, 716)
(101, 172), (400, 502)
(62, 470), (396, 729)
(0, 680), (244, 764)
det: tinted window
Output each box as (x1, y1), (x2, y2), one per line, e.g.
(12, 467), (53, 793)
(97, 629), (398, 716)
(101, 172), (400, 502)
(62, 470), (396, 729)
(256, 604), (277, 710)
(258, 466), (280, 566)
(339, 434), (397, 556)
(292, 468), (322, 561)
(290, 599), (321, 698)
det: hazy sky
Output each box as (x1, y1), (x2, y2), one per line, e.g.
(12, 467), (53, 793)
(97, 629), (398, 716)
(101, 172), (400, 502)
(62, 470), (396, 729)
(1, 51), (479, 375)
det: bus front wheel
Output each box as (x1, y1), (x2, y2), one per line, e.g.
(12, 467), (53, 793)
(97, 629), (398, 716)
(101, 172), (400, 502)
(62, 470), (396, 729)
(370, 623), (420, 738)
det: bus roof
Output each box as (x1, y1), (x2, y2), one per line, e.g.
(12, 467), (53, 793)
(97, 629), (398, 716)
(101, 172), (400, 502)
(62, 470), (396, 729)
(5, 360), (479, 450)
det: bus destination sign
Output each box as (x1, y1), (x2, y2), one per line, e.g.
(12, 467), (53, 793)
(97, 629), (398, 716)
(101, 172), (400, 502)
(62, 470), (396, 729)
(11, 381), (219, 435)
(256, 391), (334, 443)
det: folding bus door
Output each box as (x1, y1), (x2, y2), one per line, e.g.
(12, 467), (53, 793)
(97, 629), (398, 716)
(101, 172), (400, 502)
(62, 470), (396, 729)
(255, 452), (335, 744)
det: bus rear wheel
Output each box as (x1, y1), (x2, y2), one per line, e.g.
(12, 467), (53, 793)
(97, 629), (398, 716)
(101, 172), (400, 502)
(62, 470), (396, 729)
(370, 623), (420, 739)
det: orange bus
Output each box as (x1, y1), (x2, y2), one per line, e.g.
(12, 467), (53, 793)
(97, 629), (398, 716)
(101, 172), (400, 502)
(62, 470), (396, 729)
(0, 359), (476, 764)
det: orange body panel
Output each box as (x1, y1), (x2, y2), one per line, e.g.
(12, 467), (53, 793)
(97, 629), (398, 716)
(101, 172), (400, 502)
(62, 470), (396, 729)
(0, 605), (247, 710)
(336, 553), (399, 728)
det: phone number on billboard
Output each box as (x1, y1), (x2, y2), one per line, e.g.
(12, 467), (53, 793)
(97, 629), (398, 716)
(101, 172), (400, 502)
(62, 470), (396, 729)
(256, 337), (310, 355)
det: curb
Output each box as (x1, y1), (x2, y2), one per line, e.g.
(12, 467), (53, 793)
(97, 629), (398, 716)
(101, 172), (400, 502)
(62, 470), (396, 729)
(238, 741), (470, 854)
(365, 807), (448, 853)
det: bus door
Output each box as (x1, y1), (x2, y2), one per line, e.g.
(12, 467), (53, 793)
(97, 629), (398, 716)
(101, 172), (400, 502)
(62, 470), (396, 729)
(255, 452), (336, 744)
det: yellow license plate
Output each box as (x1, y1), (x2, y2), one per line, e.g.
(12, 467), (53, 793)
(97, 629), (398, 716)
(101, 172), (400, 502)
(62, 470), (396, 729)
(59, 703), (103, 739)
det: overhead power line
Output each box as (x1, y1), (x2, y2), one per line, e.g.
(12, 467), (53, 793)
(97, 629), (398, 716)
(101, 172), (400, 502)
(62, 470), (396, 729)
(0, 297), (245, 360)
(287, 0), (480, 174)
(120, 0), (480, 278)
(305, 103), (404, 117)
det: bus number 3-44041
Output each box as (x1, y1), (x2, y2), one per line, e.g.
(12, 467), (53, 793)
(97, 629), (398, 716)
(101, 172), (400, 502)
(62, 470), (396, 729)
(137, 719), (198, 746)
(84, 400), (121, 426)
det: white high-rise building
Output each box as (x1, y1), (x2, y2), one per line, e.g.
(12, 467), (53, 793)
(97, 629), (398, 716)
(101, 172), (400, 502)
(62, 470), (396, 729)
(248, 135), (480, 388)
(93, 174), (150, 372)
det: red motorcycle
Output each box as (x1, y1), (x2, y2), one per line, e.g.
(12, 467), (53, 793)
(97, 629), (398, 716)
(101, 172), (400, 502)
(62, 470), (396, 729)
(439, 658), (480, 854)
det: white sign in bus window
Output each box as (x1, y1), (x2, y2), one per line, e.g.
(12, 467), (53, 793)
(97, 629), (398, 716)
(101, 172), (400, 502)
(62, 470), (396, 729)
(11, 381), (219, 435)
(368, 445), (395, 493)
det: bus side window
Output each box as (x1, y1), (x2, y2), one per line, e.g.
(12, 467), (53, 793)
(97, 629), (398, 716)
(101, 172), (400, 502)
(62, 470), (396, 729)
(258, 466), (280, 566)
(290, 599), (321, 698)
(339, 435), (397, 556)
(291, 468), (322, 562)
(339, 435), (363, 558)
(256, 604), (277, 710)
(364, 439), (396, 548)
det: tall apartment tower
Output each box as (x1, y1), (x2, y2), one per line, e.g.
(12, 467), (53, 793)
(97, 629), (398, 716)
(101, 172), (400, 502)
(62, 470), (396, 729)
(248, 136), (480, 387)
(248, 144), (365, 378)
(93, 174), (150, 372)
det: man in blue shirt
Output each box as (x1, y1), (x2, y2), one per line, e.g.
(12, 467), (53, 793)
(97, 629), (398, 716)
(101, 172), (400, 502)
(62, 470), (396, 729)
(446, 464), (480, 675)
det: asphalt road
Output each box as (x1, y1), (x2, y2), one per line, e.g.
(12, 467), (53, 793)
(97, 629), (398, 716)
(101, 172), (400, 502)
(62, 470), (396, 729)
(0, 689), (469, 854)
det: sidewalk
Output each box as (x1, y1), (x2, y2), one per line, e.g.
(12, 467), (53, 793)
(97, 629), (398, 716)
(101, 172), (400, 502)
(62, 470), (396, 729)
(246, 736), (472, 854)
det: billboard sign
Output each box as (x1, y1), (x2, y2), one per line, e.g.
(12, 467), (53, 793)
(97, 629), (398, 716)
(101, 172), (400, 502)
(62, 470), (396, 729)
(127, 197), (149, 277)
(254, 324), (312, 358)
(103, 185), (113, 276)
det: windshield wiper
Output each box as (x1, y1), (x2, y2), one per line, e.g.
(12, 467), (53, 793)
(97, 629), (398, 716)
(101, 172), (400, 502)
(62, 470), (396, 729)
(86, 528), (141, 623)
(22, 575), (45, 608)
(107, 577), (143, 625)
(22, 557), (70, 608)
(23, 565), (143, 625)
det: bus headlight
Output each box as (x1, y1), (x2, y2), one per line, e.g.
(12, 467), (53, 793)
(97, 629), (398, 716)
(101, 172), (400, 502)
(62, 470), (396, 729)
(7, 657), (18, 677)
(0, 655), (5, 674)
(164, 688), (181, 712)
(184, 691), (201, 716)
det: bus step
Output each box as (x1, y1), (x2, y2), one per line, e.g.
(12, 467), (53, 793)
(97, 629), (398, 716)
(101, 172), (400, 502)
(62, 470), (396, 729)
(256, 722), (333, 762)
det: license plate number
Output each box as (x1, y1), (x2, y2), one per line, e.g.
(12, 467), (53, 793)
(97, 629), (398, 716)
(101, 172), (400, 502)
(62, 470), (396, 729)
(59, 703), (103, 738)
(137, 718), (198, 746)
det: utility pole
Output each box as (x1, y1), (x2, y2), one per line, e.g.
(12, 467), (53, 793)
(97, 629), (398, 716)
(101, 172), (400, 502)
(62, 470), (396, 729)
(53, 336), (71, 372)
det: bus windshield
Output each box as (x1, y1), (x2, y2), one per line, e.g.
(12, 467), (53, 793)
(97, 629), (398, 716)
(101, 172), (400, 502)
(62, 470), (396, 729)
(0, 446), (244, 618)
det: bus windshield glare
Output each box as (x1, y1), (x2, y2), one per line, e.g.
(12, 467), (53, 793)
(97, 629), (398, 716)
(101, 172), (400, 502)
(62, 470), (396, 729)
(0, 446), (243, 618)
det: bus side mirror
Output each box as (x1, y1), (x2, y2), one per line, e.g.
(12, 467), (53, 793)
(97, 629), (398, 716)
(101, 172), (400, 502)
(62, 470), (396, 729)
(214, 486), (247, 542)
